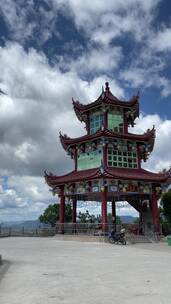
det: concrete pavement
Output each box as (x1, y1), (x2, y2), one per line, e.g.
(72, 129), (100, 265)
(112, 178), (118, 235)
(0, 237), (171, 304)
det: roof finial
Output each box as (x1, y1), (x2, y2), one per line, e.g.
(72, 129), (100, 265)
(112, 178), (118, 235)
(105, 82), (109, 92)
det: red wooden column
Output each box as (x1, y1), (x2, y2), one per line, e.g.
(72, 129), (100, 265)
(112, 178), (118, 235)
(87, 114), (90, 135)
(123, 111), (128, 133)
(101, 186), (108, 234)
(104, 110), (108, 129)
(137, 146), (141, 169)
(60, 186), (65, 233)
(112, 201), (116, 230)
(139, 211), (143, 235)
(72, 198), (77, 224)
(75, 148), (78, 171)
(151, 187), (160, 234)
(103, 144), (107, 167)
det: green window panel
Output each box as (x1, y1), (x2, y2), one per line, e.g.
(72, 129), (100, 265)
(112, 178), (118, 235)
(107, 148), (138, 169)
(108, 112), (123, 133)
(78, 150), (102, 171)
(90, 113), (104, 134)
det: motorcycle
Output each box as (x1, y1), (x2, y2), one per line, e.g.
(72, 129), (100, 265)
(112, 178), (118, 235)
(108, 231), (126, 245)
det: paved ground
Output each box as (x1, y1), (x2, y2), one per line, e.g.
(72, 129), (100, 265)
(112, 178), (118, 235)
(0, 237), (171, 304)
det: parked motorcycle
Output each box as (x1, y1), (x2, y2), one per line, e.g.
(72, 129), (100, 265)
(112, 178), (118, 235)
(108, 230), (126, 245)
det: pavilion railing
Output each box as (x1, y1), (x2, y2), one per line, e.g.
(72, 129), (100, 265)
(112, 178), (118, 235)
(0, 227), (56, 237)
(55, 223), (126, 235)
(0, 223), (146, 237)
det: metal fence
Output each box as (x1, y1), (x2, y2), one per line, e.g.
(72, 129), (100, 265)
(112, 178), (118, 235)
(0, 223), (140, 237)
(0, 227), (56, 237)
(55, 223), (120, 235)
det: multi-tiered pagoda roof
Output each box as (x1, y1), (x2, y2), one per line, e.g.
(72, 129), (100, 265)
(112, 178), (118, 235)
(72, 82), (139, 124)
(45, 82), (169, 189)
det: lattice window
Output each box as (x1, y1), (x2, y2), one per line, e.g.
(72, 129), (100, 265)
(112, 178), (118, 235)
(107, 148), (138, 168)
(108, 111), (123, 133)
(90, 113), (104, 134)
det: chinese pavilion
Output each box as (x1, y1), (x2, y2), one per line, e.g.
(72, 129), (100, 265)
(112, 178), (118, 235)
(45, 82), (169, 235)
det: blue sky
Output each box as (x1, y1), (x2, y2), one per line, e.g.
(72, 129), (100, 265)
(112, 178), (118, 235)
(0, 0), (171, 221)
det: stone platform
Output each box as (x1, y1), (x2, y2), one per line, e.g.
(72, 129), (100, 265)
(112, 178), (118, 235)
(0, 237), (171, 304)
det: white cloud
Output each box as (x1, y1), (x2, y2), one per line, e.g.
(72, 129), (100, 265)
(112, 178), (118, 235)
(132, 114), (171, 172)
(0, 42), (124, 177)
(1, 0), (171, 221)
(0, 0), (57, 45)
(55, 0), (161, 44)
(0, 41), (124, 221)
(120, 64), (171, 97)
(0, 0), (36, 42)
(150, 27), (171, 52)
(0, 0), (161, 50)
(69, 46), (123, 75)
(53, 0), (171, 98)
(0, 174), (56, 221)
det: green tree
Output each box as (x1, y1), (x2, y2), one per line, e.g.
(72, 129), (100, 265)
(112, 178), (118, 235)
(78, 211), (101, 223)
(107, 213), (122, 224)
(161, 190), (171, 223)
(133, 217), (139, 224)
(115, 215), (122, 224)
(78, 210), (94, 223)
(77, 211), (122, 224)
(39, 203), (72, 227)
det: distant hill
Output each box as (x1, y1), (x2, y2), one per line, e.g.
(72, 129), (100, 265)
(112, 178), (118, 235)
(1, 215), (137, 229)
(1, 220), (50, 229)
(120, 216), (137, 223)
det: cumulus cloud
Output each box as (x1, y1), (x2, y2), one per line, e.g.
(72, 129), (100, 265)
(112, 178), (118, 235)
(1, 0), (171, 98)
(120, 67), (171, 97)
(0, 41), (170, 221)
(0, 0), (57, 45)
(150, 27), (171, 52)
(56, 0), (160, 43)
(52, 0), (171, 97)
(0, 0), (171, 222)
(0, 42), (124, 178)
(0, 174), (57, 221)
(63, 46), (123, 76)
(132, 114), (171, 172)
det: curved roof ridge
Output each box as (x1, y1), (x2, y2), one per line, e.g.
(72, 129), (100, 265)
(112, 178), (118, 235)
(140, 167), (169, 177)
(59, 127), (156, 150)
(72, 82), (139, 112)
(45, 166), (168, 187)
(72, 94), (139, 111)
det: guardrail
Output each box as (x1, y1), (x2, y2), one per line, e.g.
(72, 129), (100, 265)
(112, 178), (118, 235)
(0, 223), (141, 237)
(0, 227), (56, 237)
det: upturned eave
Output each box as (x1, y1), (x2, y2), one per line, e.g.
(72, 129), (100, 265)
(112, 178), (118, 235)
(59, 127), (155, 151)
(44, 166), (168, 188)
(72, 84), (139, 123)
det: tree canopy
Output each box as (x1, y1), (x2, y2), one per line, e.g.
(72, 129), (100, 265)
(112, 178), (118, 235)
(39, 204), (122, 226)
(77, 210), (122, 224)
(161, 190), (171, 223)
(39, 203), (72, 227)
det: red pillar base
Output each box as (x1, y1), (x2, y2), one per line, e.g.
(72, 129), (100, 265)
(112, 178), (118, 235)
(112, 201), (116, 231)
(101, 187), (108, 234)
(59, 186), (65, 234)
(72, 198), (77, 233)
(151, 188), (160, 234)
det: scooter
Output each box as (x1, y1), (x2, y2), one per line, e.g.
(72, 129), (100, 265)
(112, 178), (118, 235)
(108, 231), (126, 245)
